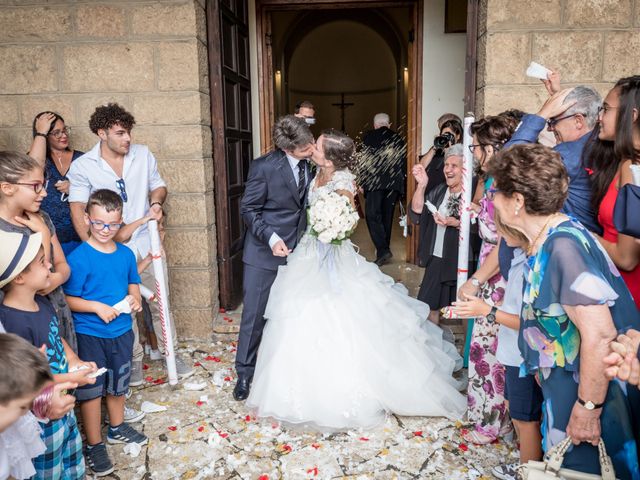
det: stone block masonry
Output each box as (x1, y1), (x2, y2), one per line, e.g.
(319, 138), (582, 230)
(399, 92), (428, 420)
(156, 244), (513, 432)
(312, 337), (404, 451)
(0, 1), (218, 340)
(476, 0), (640, 116)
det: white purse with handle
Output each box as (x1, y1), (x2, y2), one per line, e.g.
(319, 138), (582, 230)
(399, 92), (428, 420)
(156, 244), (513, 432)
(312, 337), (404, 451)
(519, 437), (616, 480)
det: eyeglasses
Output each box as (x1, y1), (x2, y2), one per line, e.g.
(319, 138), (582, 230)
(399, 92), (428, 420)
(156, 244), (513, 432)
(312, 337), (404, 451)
(48, 127), (71, 139)
(468, 144), (488, 153)
(487, 186), (500, 200)
(116, 178), (128, 202)
(88, 218), (123, 231)
(546, 113), (583, 128)
(597, 105), (619, 116)
(13, 179), (49, 194)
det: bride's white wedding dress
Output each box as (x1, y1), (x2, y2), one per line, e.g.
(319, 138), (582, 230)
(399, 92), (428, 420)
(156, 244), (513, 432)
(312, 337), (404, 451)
(246, 170), (467, 430)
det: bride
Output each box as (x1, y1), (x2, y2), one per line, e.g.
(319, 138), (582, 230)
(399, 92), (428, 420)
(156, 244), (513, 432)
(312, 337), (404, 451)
(246, 129), (467, 430)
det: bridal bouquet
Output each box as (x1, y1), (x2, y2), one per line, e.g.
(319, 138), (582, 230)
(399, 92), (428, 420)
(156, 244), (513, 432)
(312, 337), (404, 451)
(308, 191), (360, 244)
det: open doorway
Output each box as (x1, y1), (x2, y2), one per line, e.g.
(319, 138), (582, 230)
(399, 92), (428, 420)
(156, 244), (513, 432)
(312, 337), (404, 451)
(255, 0), (423, 271)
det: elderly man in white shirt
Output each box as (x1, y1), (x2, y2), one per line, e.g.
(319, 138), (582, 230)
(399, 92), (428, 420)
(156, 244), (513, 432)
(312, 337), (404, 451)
(68, 103), (194, 386)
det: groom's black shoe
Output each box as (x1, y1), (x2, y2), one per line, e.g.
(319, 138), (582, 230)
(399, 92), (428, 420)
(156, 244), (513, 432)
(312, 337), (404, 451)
(233, 376), (252, 401)
(375, 251), (393, 266)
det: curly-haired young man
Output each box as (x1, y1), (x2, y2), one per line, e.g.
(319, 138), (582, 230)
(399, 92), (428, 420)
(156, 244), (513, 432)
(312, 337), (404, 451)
(67, 103), (194, 388)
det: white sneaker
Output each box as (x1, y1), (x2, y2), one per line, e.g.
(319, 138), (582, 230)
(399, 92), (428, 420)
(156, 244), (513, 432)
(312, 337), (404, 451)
(149, 349), (163, 361)
(491, 463), (518, 480)
(105, 405), (145, 424)
(124, 406), (145, 423)
(176, 356), (195, 380)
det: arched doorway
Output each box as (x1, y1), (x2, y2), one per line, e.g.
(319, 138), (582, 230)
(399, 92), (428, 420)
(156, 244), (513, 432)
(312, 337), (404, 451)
(273, 11), (407, 141)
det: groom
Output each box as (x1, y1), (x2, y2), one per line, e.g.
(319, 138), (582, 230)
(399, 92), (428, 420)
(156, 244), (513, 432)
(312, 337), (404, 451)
(234, 115), (315, 401)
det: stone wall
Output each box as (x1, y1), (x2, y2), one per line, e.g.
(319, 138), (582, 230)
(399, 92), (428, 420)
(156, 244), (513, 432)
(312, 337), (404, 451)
(476, 0), (640, 116)
(0, 0), (218, 340)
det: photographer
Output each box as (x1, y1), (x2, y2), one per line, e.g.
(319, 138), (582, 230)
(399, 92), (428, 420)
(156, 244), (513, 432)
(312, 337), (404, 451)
(419, 118), (463, 195)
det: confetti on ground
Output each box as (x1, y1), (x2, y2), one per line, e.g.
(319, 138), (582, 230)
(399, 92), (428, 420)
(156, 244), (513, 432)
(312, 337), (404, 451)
(104, 339), (516, 479)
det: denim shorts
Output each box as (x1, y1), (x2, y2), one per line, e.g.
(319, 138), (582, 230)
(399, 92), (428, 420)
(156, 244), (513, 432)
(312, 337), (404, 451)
(504, 365), (543, 422)
(75, 330), (134, 401)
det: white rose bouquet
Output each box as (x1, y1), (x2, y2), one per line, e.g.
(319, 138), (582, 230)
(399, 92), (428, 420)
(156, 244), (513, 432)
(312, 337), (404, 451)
(308, 191), (360, 244)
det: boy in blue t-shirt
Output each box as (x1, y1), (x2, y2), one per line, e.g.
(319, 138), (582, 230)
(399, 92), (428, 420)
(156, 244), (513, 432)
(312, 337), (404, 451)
(0, 230), (98, 480)
(64, 189), (147, 476)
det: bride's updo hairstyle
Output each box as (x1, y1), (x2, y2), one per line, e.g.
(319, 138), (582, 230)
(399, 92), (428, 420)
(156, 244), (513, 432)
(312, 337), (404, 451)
(321, 129), (355, 170)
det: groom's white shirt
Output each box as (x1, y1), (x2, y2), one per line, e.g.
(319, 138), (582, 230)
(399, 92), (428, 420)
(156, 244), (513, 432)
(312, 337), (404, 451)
(268, 154), (309, 249)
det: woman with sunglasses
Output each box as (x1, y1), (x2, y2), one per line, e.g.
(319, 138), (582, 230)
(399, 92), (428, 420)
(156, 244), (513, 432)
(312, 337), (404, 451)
(28, 111), (84, 256)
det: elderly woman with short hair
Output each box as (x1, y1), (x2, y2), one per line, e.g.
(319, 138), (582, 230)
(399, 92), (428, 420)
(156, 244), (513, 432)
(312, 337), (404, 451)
(489, 143), (640, 479)
(410, 144), (475, 325)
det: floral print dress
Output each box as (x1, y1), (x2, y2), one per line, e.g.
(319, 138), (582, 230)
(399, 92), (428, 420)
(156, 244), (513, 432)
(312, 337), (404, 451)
(466, 180), (509, 442)
(520, 219), (640, 479)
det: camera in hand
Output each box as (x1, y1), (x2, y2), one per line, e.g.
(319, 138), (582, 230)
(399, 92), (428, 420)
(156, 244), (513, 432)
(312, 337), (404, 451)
(433, 132), (456, 150)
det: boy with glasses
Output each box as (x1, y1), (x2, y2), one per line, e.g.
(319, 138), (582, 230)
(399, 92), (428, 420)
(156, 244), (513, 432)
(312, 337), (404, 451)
(63, 189), (147, 476)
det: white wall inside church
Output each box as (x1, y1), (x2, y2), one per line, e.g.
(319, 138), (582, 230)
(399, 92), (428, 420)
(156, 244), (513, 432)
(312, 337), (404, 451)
(421, 0), (466, 153)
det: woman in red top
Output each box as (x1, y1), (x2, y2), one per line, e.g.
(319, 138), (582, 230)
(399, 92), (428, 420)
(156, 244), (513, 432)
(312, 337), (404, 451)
(589, 76), (640, 309)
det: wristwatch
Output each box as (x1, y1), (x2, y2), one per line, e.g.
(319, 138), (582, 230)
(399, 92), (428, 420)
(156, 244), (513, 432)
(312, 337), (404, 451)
(470, 276), (481, 287)
(486, 306), (498, 323)
(150, 201), (163, 209)
(35, 132), (48, 138)
(577, 397), (604, 410)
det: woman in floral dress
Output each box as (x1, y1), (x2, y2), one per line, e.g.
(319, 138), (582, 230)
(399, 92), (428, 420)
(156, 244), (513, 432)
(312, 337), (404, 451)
(464, 116), (517, 444)
(490, 143), (640, 479)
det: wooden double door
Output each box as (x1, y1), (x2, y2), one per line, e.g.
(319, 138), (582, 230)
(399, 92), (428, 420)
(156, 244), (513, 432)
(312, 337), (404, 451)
(207, 0), (253, 309)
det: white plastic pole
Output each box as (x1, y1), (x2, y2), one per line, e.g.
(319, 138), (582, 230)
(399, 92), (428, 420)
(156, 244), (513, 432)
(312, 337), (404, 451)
(457, 114), (475, 291)
(139, 284), (156, 302)
(148, 220), (178, 385)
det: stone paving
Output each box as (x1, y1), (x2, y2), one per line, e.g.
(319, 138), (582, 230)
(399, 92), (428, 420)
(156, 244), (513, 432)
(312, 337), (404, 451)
(98, 330), (516, 480)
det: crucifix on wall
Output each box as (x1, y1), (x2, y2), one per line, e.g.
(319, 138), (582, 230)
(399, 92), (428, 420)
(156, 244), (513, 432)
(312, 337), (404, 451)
(331, 93), (354, 132)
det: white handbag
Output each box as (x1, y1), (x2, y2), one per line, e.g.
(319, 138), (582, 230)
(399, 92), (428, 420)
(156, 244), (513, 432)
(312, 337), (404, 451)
(518, 437), (616, 480)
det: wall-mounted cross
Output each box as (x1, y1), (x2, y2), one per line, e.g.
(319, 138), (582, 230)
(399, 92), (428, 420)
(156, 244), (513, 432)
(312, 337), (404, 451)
(331, 93), (354, 132)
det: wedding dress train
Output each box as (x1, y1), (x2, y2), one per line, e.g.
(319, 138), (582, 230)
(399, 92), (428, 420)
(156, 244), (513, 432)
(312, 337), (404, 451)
(246, 171), (467, 430)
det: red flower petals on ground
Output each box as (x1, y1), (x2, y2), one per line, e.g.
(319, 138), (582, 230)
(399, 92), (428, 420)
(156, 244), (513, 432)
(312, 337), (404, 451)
(142, 364), (149, 370)
(306, 467), (319, 476)
(413, 431), (423, 437)
(224, 376), (232, 381)
(258, 476), (269, 480)
(459, 443), (469, 451)
(168, 426), (177, 431)
(217, 431), (229, 438)
(153, 378), (165, 385)
(311, 443), (320, 450)
(145, 376), (153, 382)
(219, 307), (226, 313)
(204, 355), (221, 362)
(359, 437), (369, 441)
(193, 361), (202, 367)
(196, 401), (204, 406)
(197, 426), (205, 432)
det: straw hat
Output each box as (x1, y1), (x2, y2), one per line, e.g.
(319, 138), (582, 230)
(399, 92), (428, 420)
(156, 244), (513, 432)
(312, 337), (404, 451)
(0, 231), (43, 289)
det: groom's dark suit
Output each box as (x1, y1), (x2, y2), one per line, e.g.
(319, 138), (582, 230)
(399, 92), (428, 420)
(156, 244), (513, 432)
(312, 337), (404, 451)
(236, 148), (312, 378)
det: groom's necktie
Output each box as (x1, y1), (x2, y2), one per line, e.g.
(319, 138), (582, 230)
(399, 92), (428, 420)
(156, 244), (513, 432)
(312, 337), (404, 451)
(297, 160), (307, 199)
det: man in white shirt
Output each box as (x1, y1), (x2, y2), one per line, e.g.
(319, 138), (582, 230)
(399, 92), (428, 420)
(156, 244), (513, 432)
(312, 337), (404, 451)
(68, 103), (194, 386)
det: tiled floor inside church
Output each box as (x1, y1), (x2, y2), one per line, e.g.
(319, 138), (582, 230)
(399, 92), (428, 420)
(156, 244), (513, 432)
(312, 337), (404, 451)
(103, 217), (515, 479)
